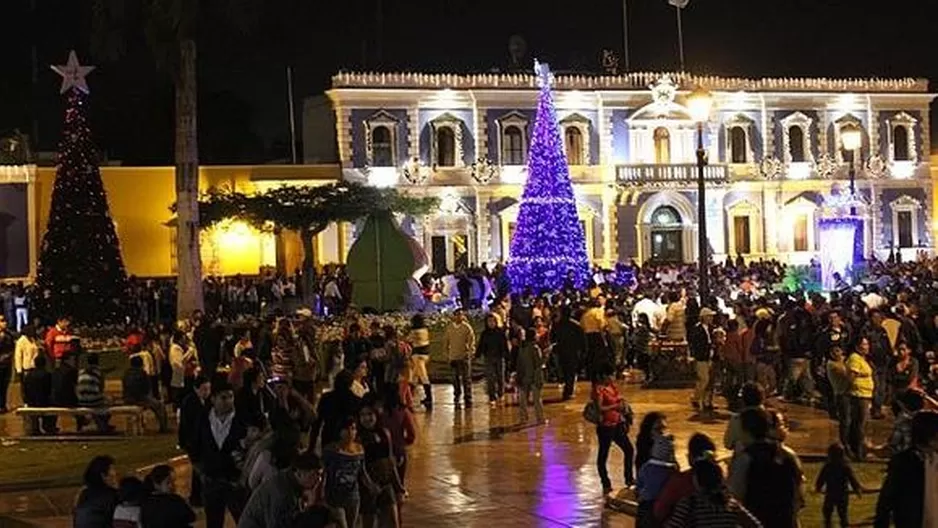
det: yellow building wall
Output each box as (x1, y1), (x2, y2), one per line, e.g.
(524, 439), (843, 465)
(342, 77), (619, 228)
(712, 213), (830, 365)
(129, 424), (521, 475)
(35, 164), (341, 278)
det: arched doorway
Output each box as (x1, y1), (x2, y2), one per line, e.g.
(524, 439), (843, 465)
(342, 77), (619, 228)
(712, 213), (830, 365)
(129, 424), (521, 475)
(650, 205), (683, 262)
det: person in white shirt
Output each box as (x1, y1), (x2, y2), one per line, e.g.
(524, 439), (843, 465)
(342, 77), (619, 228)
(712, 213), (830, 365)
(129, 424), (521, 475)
(14, 325), (40, 401)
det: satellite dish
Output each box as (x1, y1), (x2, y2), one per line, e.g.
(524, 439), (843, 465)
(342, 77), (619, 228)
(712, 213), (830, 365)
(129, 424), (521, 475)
(508, 35), (527, 67)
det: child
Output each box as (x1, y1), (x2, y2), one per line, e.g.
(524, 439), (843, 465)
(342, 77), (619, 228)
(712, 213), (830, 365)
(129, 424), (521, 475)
(113, 476), (146, 528)
(635, 432), (678, 527)
(815, 443), (862, 528)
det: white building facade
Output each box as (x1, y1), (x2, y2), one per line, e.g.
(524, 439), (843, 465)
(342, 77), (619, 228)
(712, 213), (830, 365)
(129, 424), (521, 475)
(326, 71), (935, 272)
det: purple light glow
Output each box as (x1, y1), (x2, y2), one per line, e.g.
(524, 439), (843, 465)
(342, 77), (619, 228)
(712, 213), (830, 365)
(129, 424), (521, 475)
(506, 62), (590, 293)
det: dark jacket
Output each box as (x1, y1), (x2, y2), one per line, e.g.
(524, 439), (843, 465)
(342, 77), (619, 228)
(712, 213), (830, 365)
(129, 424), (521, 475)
(0, 331), (13, 366)
(515, 341), (545, 388)
(476, 328), (509, 361)
(874, 448), (926, 528)
(51, 362), (79, 407)
(778, 309), (815, 359)
(863, 324), (892, 368)
(178, 391), (207, 453)
(688, 323), (712, 362)
(193, 322), (222, 369)
(552, 319), (585, 365)
(23, 369), (52, 407)
(72, 485), (118, 528)
(121, 366), (151, 403)
(190, 410), (248, 481)
(141, 492), (195, 528)
(238, 470), (305, 528)
(310, 389), (362, 448)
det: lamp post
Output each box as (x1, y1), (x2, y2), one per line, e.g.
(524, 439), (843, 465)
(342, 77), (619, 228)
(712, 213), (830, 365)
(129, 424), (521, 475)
(840, 125), (862, 216)
(687, 86), (713, 301)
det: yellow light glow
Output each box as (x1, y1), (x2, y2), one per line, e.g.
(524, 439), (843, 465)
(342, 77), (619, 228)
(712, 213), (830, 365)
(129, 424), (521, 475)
(841, 126), (862, 151)
(368, 167), (399, 188)
(687, 86), (713, 122)
(891, 161), (916, 179)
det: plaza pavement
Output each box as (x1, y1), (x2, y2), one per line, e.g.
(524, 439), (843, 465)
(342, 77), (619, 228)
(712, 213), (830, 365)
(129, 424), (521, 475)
(0, 376), (894, 527)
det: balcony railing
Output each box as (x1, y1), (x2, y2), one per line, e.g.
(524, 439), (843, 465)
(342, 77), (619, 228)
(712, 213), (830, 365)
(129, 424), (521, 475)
(616, 163), (729, 185)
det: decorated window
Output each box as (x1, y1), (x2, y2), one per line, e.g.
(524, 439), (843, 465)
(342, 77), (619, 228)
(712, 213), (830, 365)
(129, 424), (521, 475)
(889, 195), (921, 248)
(430, 113), (465, 168)
(729, 126), (747, 163)
(370, 126), (394, 167)
(565, 127), (584, 165)
(560, 113), (591, 165)
(502, 126), (525, 165)
(780, 112), (813, 164)
(654, 127), (671, 164)
(788, 126), (805, 162)
(887, 112), (917, 163)
(793, 215), (809, 252)
(436, 128), (456, 166)
(364, 110), (401, 168)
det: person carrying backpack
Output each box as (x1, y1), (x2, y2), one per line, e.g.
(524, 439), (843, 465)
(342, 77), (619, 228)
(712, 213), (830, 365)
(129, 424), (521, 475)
(728, 408), (804, 528)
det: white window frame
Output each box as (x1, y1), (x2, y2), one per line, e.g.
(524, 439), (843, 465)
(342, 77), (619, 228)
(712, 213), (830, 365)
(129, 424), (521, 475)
(783, 196), (818, 253)
(725, 200), (761, 256)
(430, 113), (465, 168)
(886, 111), (917, 163)
(724, 114), (754, 164)
(497, 111), (529, 166)
(559, 112), (592, 166)
(889, 194), (921, 248)
(780, 111), (814, 165)
(834, 114), (864, 164)
(364, 110), (400, 168)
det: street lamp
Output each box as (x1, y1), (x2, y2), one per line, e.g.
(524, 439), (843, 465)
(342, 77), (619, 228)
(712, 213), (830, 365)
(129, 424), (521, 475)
(840, 125), (862, 199)
(687, 86), (713, 301)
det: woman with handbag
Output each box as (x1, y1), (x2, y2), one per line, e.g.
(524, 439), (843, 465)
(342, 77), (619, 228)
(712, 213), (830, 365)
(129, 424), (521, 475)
(590, 365), (635, 494)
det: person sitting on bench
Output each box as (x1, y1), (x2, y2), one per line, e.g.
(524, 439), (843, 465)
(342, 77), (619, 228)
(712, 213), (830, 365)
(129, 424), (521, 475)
(122, 355), (168, 433)
(23, 355), (57, 435)
(77, 354), (114, 433)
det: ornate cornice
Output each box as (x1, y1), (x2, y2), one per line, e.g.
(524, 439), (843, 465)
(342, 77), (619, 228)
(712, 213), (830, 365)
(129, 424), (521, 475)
(333, 71), (928, 93)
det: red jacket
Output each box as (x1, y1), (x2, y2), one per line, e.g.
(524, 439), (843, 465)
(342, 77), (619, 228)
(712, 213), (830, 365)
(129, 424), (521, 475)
(653, 470), (695, 522)
(44, 326), (75, 360)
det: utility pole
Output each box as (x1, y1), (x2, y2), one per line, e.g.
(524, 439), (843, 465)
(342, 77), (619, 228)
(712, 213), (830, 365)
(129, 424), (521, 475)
(622, 0), (630, 71)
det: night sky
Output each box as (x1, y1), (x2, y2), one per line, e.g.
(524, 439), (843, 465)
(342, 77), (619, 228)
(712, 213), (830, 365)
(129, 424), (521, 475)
(2, 0), (937, 165)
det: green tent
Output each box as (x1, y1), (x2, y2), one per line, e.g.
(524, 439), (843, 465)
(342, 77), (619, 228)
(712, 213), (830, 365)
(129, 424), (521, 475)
(346, 211), (425, 312)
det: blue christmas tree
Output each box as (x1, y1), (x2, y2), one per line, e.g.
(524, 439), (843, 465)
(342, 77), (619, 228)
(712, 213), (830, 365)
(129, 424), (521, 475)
(507, 61), (590, 293)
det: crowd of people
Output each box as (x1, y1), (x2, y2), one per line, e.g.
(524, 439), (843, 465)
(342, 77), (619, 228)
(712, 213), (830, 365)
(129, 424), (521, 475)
(5, 254), (938, 527)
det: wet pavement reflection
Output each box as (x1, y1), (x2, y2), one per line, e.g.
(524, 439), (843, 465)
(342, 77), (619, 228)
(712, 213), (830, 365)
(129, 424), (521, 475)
(0, 377), (894, 527)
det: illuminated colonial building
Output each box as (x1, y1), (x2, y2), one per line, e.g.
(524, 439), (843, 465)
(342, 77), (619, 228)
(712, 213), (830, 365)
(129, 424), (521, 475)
(327, 71), (936, 271)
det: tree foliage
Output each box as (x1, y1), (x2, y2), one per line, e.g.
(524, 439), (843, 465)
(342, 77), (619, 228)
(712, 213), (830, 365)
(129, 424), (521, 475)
(197, 182), (437, 236)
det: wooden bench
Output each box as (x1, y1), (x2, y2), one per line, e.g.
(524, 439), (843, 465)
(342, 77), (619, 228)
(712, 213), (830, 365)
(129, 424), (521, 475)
(15, 405), (145, 436)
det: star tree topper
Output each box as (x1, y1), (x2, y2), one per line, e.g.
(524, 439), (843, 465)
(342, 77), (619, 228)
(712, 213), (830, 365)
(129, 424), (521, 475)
(51, 51), (95, 94)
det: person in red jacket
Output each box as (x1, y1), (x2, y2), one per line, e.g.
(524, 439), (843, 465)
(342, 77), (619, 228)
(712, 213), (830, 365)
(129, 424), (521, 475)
(653, 432), (719, 523)
(45, 316), (77, 361)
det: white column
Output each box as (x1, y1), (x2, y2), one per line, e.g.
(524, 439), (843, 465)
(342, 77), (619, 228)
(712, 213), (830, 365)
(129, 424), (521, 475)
(601, 189), (614, 266)
(705, 189), (726, 260)
(763, 183), (779, 257)
(476, 192), (489, 264)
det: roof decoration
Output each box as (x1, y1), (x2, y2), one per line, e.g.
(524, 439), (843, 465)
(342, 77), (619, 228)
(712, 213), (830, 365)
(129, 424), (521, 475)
(332, 71), (928, 93)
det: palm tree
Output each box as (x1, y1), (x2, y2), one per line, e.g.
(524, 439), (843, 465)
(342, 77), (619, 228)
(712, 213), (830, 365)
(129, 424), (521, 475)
(91, 0), (255, 318)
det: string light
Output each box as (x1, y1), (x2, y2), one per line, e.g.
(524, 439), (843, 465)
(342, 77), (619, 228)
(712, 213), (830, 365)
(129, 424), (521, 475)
(506, 62), (590, 293)
(35, 88), (128, 323)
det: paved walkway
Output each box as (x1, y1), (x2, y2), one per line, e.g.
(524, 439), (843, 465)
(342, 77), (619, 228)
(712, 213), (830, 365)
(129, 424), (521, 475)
(0, 378), (894, 527)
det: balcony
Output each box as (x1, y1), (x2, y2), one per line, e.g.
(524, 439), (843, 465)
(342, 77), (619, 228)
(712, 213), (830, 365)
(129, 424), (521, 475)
(615, 163), (729, 185)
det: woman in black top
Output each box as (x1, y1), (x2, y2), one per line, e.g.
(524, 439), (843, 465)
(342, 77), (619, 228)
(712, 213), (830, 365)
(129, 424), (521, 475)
(73, 456), (119, 528)
(141, 464), (196, 528)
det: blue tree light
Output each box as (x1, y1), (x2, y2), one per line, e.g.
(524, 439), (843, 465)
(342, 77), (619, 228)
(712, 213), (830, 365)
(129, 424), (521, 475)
(506, 61), (590, 293)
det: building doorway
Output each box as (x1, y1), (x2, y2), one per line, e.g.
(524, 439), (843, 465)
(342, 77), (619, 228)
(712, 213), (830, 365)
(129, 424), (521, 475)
(431, 236), (447, 273)
(649, 205), (683, 262)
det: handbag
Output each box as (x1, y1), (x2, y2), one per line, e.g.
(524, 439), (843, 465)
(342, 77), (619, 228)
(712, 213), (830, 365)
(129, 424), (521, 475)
(583, 399), (601, 424)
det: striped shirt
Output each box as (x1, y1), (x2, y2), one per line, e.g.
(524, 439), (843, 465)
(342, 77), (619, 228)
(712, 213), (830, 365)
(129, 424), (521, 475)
(76, 368), (106, 407)
(665, 492), (762, 528)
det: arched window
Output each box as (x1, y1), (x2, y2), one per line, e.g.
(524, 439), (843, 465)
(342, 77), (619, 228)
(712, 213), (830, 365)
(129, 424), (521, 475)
(652, 205), (681, 226)
(788, 126), (805, 162)
(893, 125), (910, 161)
(729, 126), (747, 164)
(436, 127), (456, 167)
(565, 127), (584, 165)
(653, 127), (671, 164)
(370, 126), (394, 167)
(502, 125), (525, 165)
